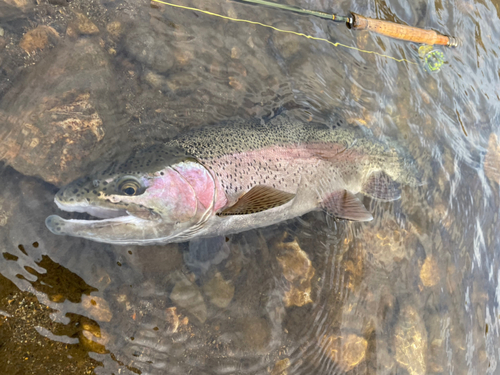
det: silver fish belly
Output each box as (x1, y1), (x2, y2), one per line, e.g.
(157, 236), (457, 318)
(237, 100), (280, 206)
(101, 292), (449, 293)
(45, 114), (419, 245)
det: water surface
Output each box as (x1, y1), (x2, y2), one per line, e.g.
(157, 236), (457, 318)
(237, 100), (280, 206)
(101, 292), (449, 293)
(0, 0), (499, 374)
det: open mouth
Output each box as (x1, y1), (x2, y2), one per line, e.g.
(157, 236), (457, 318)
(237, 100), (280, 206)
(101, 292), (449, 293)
(45, 197), (149, 238)
(45, 196), (142, 235)
(54, 198), (129, 219)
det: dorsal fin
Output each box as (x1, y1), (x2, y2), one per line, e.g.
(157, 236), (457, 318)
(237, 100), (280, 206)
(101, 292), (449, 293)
(361, 171), (401, 201)
(321, 190), (373, 221)
(217, 186), (295, 216)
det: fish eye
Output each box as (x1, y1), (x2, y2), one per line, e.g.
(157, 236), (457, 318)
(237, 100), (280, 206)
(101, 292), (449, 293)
(118, 178), (143, 196)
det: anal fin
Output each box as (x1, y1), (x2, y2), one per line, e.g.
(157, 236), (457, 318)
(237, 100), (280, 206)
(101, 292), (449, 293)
(361, 171), (401, 201)
(322, 190), (373, 222)
(218, 185), (295, 216)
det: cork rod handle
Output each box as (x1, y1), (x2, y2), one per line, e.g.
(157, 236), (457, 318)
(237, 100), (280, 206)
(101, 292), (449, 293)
(349, 13), (457, 47)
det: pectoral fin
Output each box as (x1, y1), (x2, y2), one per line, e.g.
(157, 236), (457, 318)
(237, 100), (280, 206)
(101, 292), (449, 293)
(322, 190), (373, 221)
(218, 185), (295, 216)
(361, 171), (401, 201)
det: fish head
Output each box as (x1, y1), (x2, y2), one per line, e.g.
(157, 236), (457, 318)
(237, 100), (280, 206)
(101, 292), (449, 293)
(46, 144), (222, 245)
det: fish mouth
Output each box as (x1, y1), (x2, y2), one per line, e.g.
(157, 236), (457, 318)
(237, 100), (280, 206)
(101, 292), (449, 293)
(45, 196), (186, 245)
(54, 198), (129, 219)
(45, 197), (148, 238)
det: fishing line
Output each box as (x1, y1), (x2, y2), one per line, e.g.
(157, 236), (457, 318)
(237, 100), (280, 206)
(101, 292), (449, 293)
(150, 0), (417, 65)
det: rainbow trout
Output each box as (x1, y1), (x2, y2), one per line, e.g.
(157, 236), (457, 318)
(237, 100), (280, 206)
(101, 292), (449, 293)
(45, 114), (418, 245)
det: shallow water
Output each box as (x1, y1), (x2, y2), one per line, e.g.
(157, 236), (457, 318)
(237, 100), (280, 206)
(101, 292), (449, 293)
(1, 0), (500, 374)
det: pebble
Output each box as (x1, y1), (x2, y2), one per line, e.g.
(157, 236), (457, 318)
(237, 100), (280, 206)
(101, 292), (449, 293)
(394, 305), (427, 375)
(80, 328), (108, 354)
(125, 25), (175, 73)
(19, 25), (59, 54)
(202, 272), (235, 308)
(170, 273), (207, 323)
(106, 21), (123, 38)
(81, 295), (113, 322)
(321, 333), (368, 370)
(4, 0), (29, 8)
(174, 49), (193, 66)
(164, 307), (180, 333)
(360, 218), (417, 271)
(270, 358), (290, 375)
(144, 70), (166, 89)
(231, 46), (241, 59)
(420, 255), (440, 287)
(73, 12), (100, 35)
(228, 76), (244, 91)
(485, 133), (500, 184)
(275, 236), (315, 307)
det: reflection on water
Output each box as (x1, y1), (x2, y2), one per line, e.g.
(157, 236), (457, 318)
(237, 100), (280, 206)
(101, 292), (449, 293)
(1, 0), (500, 374)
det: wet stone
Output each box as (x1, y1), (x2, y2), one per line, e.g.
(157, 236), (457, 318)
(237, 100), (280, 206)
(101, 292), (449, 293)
(202, 272), (235, 308)
(275, 236), (315, 307)
(0, 37), (115, 185)
(79, 322), (110, 354)
(73, 12), (100, 35)
(485, 133), (500, 184)
(320, 333), (368, 371)
(394, 305), (427, 375)
(4, 0), (30, 9)
(420, 255), (440, 287)
(81, 295), (113, 322)
(19, 26), (59, 54)
(428, 319), (447, 373)
(361, 218), (417, 271)
(144, 70), (167, 89)
(164, 307), (180, 333)
(106, 20), (123, 39)
(124, 24), (175, 73)
(170, 272), (207, 323)
(5, 91), (105, 183)
(237, 316), (271, 352)
(270, 358), (290, 375)
(231, 46), (241, 59)
(174, 49), (193, 66)
(228, 76), (244, 91)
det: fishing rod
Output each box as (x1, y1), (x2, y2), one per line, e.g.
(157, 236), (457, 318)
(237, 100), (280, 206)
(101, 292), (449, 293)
(236, 0), (458, 47)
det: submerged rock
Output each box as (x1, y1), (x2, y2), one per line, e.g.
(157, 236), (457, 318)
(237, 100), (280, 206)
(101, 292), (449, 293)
(419, 255), (440, 287)
(270, 358), (290, 375)
(124, 24), (175, 73)
(81, 295), (113, 322)
(79, 321), (110, 354)
(19, 25), (59, 54)
(0, 38), (119, 185)
(394, 305), (427, 375)
(361, 218), (417, 271)
(320, 333), (368, 371)
(170, 272), (207, 323)
(275, 236), (315, 307)
(73, 12), (100, 35)
(485, 133), (500, 184)
(202, 272), (235, 308)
